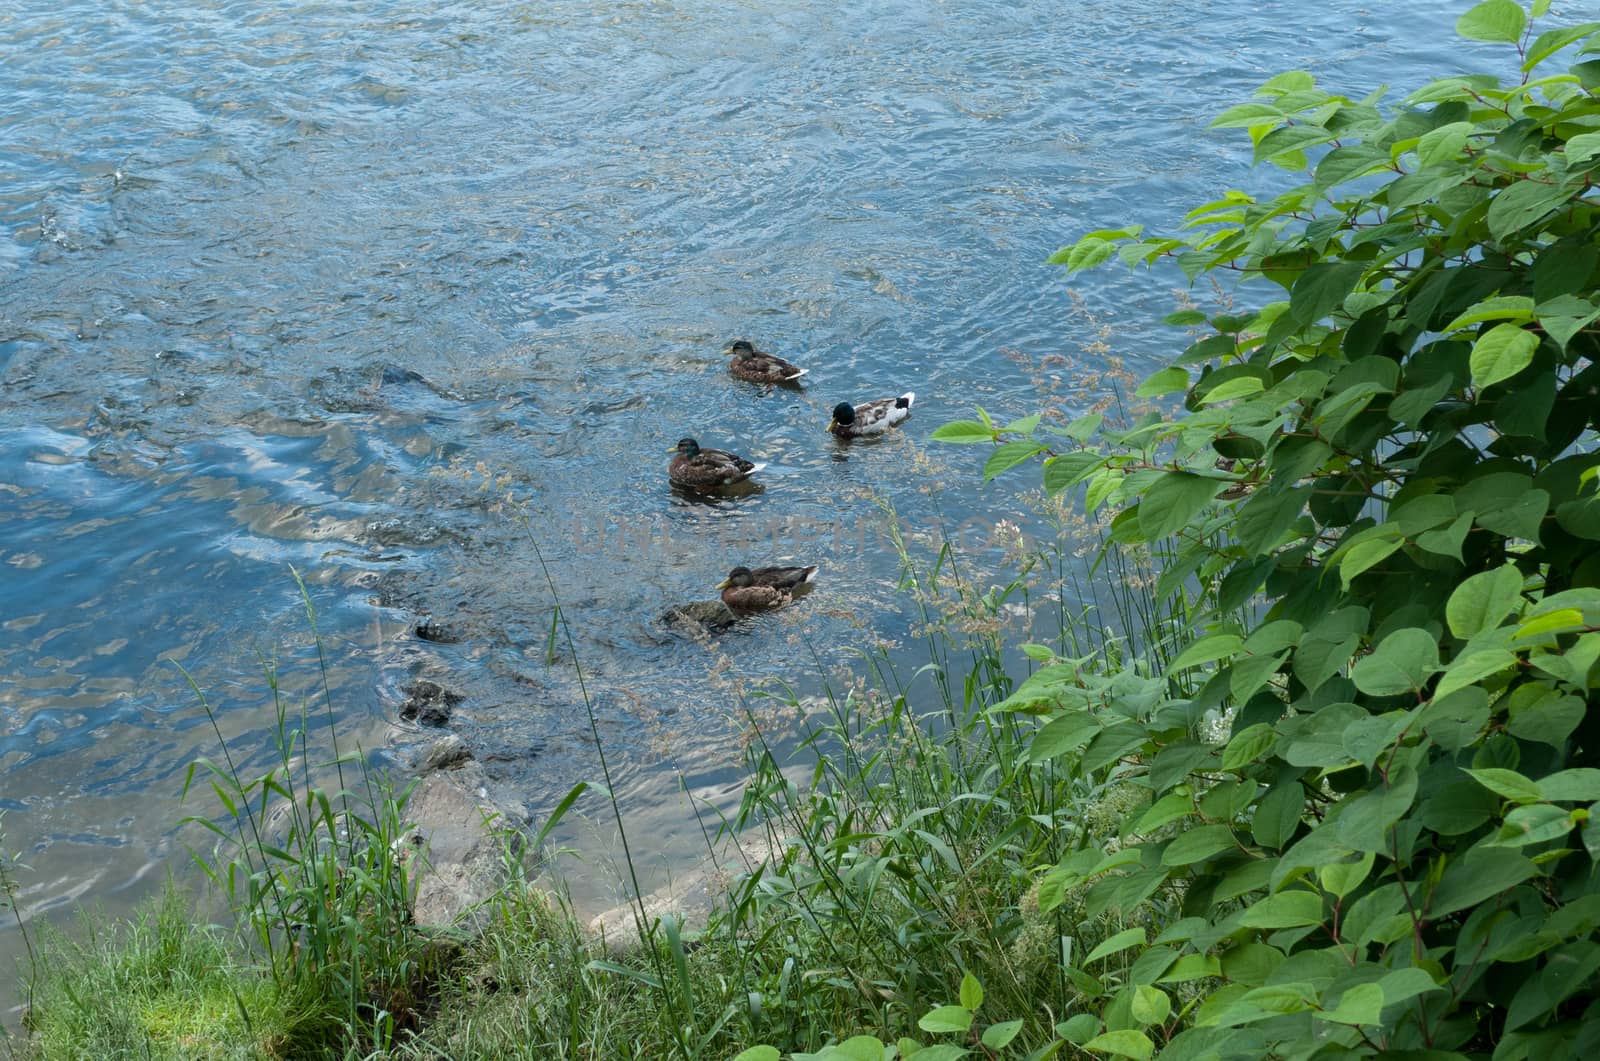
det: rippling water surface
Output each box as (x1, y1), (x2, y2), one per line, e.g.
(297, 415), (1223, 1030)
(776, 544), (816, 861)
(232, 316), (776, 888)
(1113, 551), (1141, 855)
(1, 0), (1492, 999)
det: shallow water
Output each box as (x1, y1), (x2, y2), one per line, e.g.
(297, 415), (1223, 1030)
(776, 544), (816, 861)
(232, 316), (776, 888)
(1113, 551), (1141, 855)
(0, 0), (1502, 1006)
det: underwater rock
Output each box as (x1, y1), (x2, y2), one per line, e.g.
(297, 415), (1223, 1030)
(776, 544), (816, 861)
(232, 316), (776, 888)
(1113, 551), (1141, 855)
(659, 598), (739, 636)
(588, 830), (788, 955)
(414, 617), (463, 644)
(415, 733), (472, 772)
(400, 678), (463, 726)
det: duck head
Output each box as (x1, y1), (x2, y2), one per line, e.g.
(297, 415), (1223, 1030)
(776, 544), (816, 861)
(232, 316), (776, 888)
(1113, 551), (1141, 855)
(673, 437), (701, 457)
(831, 402), (856, 427)
(715, 566), (754, 589)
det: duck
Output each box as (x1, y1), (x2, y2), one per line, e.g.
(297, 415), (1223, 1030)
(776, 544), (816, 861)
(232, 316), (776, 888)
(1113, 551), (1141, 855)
(728, 340), (808, 385)
(829, 392), (915, 438)
(669, 437), (766, 489)
(715, 565), (817, 612)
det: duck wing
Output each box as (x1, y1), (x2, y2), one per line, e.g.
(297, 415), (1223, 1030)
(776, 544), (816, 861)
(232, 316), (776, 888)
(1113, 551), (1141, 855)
(722, 584), (792, 612)
(749, 565), (819, 590)
(671, 448), (766, 487)
(731, 353), (808, 383)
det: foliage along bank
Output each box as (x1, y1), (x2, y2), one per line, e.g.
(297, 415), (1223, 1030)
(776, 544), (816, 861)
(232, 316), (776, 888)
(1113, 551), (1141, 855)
(922, 5), (1600, 1058)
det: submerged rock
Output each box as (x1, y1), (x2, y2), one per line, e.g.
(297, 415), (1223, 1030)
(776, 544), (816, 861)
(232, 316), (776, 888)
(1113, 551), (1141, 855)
(415, 733), (472, 772)
(414, 617), (463, 644)
(588, 830), (788, 955)
(659, 598), (739, 636)
(400, 678), (463, 726)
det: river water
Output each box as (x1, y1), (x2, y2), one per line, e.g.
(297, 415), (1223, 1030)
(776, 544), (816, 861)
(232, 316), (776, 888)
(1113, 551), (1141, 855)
(1, 0), (1501, 1003)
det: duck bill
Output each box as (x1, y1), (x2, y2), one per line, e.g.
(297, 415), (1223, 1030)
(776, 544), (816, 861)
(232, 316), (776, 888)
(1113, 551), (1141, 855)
(713, 578), (731, 589)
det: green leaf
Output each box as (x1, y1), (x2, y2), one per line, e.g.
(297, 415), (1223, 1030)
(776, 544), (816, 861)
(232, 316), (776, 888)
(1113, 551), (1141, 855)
(981, 1020), (1024, 1051)
(1211, 102), (1283, 129)
(1170, 633), (1243, 672)
(1487, 180), (1578, 242)
(1487, 803), (1575, 847)
(1351, 627), (1440, 696)
(1056, 1013), (1101, 1044)
(1131, 985), (1172, 1026)
(1470, 323), (1539, 390)
(1416, 512), (1474, 560)
(1376, 967), (1445, 1007)
(1136, 366), (1190, 397)
(1339, 537), (1402, 589)
(1445, 563), (1525, 639)
(1138, 471), (1220, 541)
(959, 971), (983, 1012)
(1338, 768), (1420, 853)
(1441, 295), (1536, 334)
(1317, 982), (1383, 1025)
(1569, 131), (1600, 164)
(1238, 890), (1324, 929)
(930, 420), (995, 444)
(918, 1005), (974, 1034)
(1429, 845), (1538, 917)
(1253, 124), (1334, 166)
(1416, 121), (1474, 167)
(1068, 238), (1119, 272)
(1222, 723), (1277, 772)
(1158, 953), (1221, 984)
(1044, 452), (1104, 494)
(1507, 687), (1585, 745)
(1085, 927), (1147, 966)
(1467, 767), (1544, 804)
(1197, 377), (1265, 405)
(1318, 852), (1375, 899)
(1457, 0), (1526, 42)
(1278, 702), (1366, 767)
(983, 440), (1047, 481)
(1290, 262), (1366, 325)
(1433, 648), (1518, 700)
(1420, 684), (1491, 752)
(1162, 825), (1238, 867)
(1541, 768), (1600, 803)
(731, 1048), (782, 1061)
(1525, 22), (1600, 71)
(1027, 712), (1102, 762)
(1083, 1029), (1154, 1061)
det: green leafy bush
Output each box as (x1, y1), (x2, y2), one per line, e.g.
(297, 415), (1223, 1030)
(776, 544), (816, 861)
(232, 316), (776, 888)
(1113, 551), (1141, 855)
(946, 6), (1600, 1058)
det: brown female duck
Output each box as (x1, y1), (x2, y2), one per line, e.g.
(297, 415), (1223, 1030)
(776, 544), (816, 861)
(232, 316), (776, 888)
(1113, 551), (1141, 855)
(715, 565), (818, 612)
(728, 340), (808, 385)
(669, 437), (766, 489)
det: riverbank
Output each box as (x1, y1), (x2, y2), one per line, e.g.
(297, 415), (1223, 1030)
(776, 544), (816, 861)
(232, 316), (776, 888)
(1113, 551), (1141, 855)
(5, 494), (1145, 1059)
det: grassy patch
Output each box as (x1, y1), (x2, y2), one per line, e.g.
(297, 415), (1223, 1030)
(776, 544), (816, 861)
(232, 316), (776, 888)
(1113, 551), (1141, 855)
(22, 887), (320, 1060)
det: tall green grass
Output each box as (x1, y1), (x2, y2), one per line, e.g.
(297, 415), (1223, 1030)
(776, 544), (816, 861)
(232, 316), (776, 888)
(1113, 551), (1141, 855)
(173, 571), (432, 1052)
(10, 490), (1192, 1059)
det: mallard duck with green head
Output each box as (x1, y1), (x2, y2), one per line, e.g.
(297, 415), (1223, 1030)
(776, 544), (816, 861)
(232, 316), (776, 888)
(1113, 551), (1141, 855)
(669, 437), (766, 489)
(716, 565), (818, 612)
(829, 392), (914, 438)
(728, 340), (808, 385)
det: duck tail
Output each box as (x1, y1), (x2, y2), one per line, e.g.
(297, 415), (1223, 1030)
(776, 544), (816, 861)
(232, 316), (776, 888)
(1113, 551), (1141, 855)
(802, 565), (819, 582)
(896, 392), (915, 409)
(787, 367), (810, 379)
(745, 462), (769, 476)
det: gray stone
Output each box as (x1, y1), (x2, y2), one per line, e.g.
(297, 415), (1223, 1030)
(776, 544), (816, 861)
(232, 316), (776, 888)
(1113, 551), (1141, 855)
(588, 830), (786, 955)
(400, 678), (462, 726)
(397, 771), (519, 932)
(415, 734), (472, 772)
(660, 598), (739, 636)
